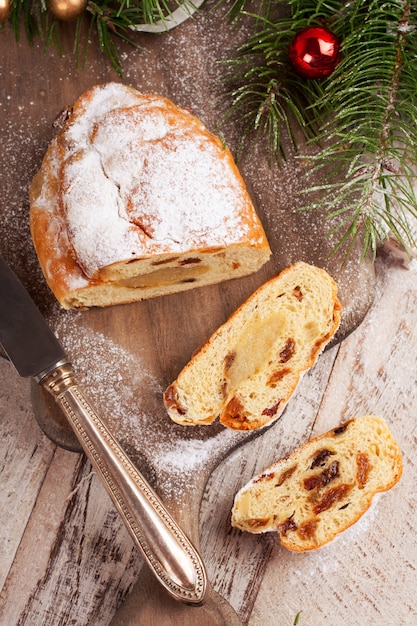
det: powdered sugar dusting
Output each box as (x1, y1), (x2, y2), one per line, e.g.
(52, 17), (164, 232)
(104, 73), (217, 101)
(56, 83), (259, 278)
(63, 82), (142, 148)
(53, 312), (158, 416)
(63, 148), (141, 277)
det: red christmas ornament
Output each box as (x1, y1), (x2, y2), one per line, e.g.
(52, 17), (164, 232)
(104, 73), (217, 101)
(289, 26), (341, 79)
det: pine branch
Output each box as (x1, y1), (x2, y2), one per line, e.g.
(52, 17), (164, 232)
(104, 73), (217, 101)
(223, 0), (417, 259)
(221, 7), (322, 160)
(6, 0), (196, 75)
(305, 0), (417, 258)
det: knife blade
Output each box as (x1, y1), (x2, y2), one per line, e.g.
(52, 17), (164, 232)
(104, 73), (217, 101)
(0, 255), (207, 604)
(0, 259), (67, 378)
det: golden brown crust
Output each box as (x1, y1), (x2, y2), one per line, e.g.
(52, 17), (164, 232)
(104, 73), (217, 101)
(30, 139), (95, 306)
(30, 83), (270, 309)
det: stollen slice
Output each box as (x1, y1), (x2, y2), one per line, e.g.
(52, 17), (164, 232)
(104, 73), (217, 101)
(164, 261), (342, 430)
(231, 415), (402, 550)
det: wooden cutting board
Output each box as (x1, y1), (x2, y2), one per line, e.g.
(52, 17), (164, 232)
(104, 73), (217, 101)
(0, 2), (375, 623)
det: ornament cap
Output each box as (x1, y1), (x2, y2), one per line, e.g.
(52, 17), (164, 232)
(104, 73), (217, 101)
(0, 0), (12, 23)
(48, 0), (87, 21)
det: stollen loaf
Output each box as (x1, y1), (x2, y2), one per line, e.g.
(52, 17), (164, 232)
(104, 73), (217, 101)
(231, 416), (402, 551)
(29, 82), (270, 309)
(164, 262), (342, 430)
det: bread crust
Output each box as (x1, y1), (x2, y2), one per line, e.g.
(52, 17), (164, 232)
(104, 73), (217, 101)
(231, 416), (402, 550)
(29, 82), (270, 309)
(164, 262), (342, 430)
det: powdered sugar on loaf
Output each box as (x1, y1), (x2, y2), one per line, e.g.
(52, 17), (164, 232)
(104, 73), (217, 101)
(60, 84), (260, 278)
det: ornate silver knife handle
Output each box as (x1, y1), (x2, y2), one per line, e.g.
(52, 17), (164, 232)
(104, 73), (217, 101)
(37, 361), (207, 605)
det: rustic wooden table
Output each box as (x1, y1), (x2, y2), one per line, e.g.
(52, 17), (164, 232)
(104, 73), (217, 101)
(1, 2), (416, 624)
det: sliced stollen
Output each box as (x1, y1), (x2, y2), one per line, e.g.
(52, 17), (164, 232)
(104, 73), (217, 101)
(164, 261), (342, 430)
(231, 416), (402, 551)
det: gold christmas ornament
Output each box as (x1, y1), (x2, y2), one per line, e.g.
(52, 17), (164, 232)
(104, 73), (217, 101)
(47, 0), (87, 21)
(0, 0), (12, 24)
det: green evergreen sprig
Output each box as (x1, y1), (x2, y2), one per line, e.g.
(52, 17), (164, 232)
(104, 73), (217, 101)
(7, 0), (192, 74)
(224, 0), (417, 259)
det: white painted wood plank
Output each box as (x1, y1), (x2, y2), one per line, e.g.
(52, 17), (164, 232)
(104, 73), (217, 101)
(0, 447), (81, 620)
(0, 450), (144, 625)
(0, 361), (56, 587)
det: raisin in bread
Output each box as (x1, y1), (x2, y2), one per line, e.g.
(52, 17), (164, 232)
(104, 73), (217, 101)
(231, 416), (402, 550)
(29, 82), (270, 309)
(164, 262), (342, 430)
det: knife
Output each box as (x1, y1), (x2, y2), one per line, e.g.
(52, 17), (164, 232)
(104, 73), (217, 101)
(0, 255), (207, 605)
